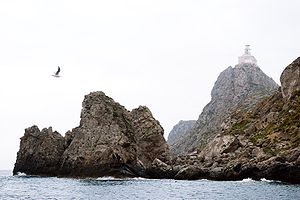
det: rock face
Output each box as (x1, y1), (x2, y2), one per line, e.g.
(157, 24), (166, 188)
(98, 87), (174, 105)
(280, 57), (300, 100)
(131, 106), (171, 167)
(167, 120), (196, 146)
(170, 63), (278, 156)
(169, 56), (300, 184)
(171, 89), (300, 183)
(13, 126), (65, 176)
(14, 91), (171, 178)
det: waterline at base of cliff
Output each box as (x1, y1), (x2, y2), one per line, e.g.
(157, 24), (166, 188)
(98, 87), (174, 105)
(1, 171), (299, 200)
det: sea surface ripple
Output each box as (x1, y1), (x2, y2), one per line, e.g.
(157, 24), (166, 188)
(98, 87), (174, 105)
(0, 170), (299, 200)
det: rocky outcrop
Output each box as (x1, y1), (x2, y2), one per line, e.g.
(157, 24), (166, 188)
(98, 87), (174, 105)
(14, 91), (170, 178)
(13, 126), (65, 176)
(280, 57), (300, 100)
(132, 106), (171, 167)
(59, 92), (140, 177)
(167, 120), (196, 146)
(167, 57), (300, 184)
(171, 63), (278, 156)
(168, 90), (300, 183)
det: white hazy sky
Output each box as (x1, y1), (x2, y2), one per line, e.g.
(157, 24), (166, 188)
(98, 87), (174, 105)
(1, 0), (300, 170)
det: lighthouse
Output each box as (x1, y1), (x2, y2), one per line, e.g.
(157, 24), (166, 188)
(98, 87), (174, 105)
(238, 45), (257, 65)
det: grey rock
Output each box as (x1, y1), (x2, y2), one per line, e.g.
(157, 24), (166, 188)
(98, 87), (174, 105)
(13, 126), (65, 176)
(174, 166), (208, 180)
(199, 135), (241, 159)
(171, 56), (300, 184)
(280, 57), (300, 100)
(14, 91), (171, 178)
(146, 158), (174, 178)
(209, 167), (224, 178)
(171, 63), (278, 156)
(257, 162), (300, 184)
(132, 106), (171, 168)
(59, 91), (140, 177)
(167, 120), (196, 146)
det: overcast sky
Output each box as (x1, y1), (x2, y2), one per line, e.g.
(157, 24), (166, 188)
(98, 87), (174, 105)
(1, 0), (300, 170)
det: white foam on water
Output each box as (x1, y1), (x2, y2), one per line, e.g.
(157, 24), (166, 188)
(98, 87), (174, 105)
(96, 176), (122, 181)
(16, 172), (27, 176)
(239, 178), (254, 182)
(260, 178), (281, 183)
(95, 176), (148, 181)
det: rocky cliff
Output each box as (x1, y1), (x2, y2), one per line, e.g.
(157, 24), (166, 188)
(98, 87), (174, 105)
(14, 91), (171, 178)
(167, 120), (196, 146)
(170, 63), (278, 156)
(164, 57), (300, 184)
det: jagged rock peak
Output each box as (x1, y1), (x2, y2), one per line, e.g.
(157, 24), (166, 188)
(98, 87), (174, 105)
(280, 57), (300, 100)
(14, 91), (171, 178)
(131, 105), (170, 166)
(170, 49), (278, 156)
(131, 106), (156, 123)
(131, 105), (164, 137)
(167, 120), (196, 146)
(80, 91), (130, 127)
(60, 91), (170, 177)
(212, 45), (277, 103)
(211, 63), (278, 102)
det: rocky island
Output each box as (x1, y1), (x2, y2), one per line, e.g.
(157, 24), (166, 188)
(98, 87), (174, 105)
(13, 92), (171, 178)
(14, 47), (300, 184)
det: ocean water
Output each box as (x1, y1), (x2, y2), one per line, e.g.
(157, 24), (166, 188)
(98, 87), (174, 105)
(0, 170), (299, 200)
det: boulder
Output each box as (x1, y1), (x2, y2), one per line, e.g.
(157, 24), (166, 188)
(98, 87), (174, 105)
(199, 135), (241, 159)
(280, 57), (300, 100)
(146, 158), (174, 179)
(174, 166), (208, 180)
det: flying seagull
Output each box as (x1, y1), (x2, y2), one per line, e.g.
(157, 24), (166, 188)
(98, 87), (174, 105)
(52, 66), (61, 78)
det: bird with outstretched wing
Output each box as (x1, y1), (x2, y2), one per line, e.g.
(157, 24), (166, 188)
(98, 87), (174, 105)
(52, 66), (61, 77)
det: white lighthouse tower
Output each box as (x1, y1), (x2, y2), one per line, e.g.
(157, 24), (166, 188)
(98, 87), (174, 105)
(238, 45), (257, 65)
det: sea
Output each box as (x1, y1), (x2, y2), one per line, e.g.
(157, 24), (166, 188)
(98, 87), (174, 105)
(0, 170), (299, 200)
